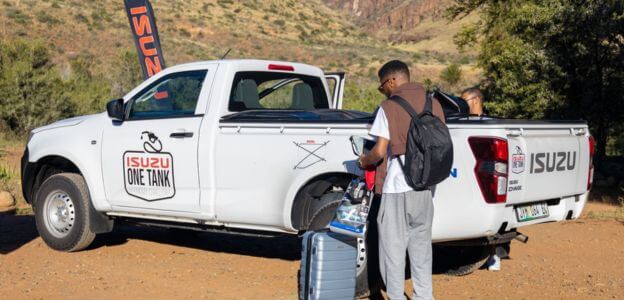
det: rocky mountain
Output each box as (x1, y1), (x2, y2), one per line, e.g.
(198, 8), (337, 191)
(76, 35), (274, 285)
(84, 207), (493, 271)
(323, 0), (455, 42)
(0, 0), (479, 108)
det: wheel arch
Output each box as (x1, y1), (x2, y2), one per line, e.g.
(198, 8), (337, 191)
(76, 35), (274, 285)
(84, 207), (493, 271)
(288, 172), (353, 231)
(23, 154), (82, 206)
(23, 154), (114, 234)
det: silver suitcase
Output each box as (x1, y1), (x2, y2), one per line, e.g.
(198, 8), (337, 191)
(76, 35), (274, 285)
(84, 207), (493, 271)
(299, 230), (357, 300)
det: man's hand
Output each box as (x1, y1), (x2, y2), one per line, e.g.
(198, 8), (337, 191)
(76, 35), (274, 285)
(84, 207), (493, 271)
(357, 154), (366, 169)
(359, 136), (389, 169)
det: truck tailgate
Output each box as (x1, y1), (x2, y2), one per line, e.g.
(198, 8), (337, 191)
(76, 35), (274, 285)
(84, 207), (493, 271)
(506, 126), (590, 205)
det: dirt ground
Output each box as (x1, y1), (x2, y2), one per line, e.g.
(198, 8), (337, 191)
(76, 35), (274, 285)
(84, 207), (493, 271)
(0, 202), (622, 299)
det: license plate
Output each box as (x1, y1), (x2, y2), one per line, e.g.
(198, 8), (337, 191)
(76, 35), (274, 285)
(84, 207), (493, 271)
(515, 202), (549, 222)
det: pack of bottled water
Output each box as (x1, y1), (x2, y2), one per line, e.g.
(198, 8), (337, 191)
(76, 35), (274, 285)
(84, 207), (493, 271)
(329, 180), (372, 238)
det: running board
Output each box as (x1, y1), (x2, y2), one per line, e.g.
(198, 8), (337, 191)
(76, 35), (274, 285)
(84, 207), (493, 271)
(111, 215), (291, 238)
(106, 211), (201, 224)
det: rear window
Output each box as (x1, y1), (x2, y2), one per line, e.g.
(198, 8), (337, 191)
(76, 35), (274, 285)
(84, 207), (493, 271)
(229, 72), (329, 111)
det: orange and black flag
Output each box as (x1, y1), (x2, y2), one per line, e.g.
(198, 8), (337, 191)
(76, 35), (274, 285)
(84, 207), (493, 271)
(124, 0), (166, 79)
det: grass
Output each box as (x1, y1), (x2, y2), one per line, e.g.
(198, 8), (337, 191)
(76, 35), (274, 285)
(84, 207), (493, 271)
(586, 198), (624, 222)
(0, 165), (13, 180)
(0, 139), (28, 214)
(586, 186), (624, 222)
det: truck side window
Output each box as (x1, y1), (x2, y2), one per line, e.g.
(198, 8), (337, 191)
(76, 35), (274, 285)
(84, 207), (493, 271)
(229, 72), (329, 111)
(128, 70), (208, 120)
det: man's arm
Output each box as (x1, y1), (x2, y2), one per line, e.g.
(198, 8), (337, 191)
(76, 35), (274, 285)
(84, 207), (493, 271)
(359, 137), (389, 168)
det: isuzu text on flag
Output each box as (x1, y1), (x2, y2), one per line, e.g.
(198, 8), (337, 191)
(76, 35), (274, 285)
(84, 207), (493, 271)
(124, 0), (166, 79)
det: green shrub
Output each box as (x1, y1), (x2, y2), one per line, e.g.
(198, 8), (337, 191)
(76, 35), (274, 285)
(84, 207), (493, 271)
(440, 63), (462, 86)
(74, 13), (88, 24)
(343, 81), (382, 112)
(36, 10), (62, 25)
(64, 53), (113, 116)
(6, 8), (31, 24)
(0, 40), (74, 134)
(179, 28), (192, 37)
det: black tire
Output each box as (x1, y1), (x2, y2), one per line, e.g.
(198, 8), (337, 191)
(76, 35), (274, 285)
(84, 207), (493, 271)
(433, 245), (491, 276)
(34, 173), (96, 252)
(306, 192), (342, 230)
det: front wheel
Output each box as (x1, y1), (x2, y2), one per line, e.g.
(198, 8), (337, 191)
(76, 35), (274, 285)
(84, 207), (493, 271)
(34, 173), (96, 252)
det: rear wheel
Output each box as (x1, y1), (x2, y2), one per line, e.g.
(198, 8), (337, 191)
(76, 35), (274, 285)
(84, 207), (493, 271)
(433, 245), (491, 276)
(34, 173), (96, 252)
(306, 192), (382, 298)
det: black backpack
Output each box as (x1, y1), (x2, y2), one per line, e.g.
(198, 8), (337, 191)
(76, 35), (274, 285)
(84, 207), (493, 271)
(389, 93), (454, 190)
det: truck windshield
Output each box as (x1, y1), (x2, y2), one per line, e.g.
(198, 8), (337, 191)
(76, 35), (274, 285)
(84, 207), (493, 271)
(229, 72), (329, 111)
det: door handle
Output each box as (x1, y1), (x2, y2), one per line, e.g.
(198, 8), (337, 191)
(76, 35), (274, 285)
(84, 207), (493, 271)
(506, 129), (523, 137)
(170, 132), (194, 138)
(571, 128), (586, 136)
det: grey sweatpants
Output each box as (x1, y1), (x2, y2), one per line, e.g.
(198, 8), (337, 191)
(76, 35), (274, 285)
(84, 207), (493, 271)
(377, 190), (434, 300)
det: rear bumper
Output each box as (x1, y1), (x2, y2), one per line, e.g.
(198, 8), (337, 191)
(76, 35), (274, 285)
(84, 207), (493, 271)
(432, 192), (588, 244)
(503, 193), (588, 231)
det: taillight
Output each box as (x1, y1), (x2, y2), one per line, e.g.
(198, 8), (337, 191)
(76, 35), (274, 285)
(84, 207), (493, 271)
(268, 64), (294, 71)
(587, 135), (595, 190)
(469, 137), (509, 204)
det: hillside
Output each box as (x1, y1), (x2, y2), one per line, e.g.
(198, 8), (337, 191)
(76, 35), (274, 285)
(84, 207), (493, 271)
(323, 0), (452, 35)
(0, 0), (480, 109)
(323, 0), (479, 56)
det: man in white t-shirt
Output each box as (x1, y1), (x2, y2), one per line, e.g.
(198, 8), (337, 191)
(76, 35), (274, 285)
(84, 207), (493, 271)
(358, 60), (445, 300)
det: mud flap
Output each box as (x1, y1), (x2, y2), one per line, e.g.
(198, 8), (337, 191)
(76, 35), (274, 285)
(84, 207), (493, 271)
(89, 202), (114, 234)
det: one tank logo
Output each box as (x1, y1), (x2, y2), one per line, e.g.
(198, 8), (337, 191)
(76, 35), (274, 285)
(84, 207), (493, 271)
(123, 131), (175, 201)
(511, 146), (525, 174)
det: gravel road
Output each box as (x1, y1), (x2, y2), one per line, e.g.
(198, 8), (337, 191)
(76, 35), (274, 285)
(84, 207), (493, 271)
(1, 203), (622, 299)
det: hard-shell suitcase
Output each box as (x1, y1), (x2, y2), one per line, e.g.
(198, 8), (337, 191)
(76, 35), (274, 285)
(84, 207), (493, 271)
(299, 230), (357, 300)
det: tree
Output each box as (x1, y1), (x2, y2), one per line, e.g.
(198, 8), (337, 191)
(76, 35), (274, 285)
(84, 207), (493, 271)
(109, 49), (144, 98)
(64, 52), (112, 116)
(440, 63), (462, 87)
(0, 39), (74, 134)
(448, 0), (624, 162)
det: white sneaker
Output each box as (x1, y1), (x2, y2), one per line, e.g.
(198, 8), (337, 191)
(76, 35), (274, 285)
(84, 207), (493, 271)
(487, 254), (501, 271)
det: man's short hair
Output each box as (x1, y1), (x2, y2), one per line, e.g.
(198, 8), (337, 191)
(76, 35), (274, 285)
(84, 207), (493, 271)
(378, 60), (410, 80)
(461, 87), (484, 101)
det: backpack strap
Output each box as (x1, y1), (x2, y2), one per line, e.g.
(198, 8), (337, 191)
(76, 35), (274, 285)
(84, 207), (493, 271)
(390, 93), (434, 116)
(389, 95), (418, 118)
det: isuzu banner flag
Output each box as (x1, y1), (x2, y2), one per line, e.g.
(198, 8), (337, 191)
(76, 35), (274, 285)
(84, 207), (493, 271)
(124, 0), (166, 79)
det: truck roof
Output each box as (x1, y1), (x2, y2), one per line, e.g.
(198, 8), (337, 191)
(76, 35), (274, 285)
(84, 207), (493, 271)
(165, 59), (326, 77)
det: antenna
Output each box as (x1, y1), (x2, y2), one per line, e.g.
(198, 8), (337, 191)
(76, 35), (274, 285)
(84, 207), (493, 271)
(221, 48), (232, 60)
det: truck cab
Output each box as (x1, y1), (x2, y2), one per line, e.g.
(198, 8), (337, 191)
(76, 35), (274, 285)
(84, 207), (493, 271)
(22, 60), (362, 237)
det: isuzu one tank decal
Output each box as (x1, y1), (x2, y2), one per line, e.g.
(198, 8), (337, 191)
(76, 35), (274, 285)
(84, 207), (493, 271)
(123, 131), (175, 201)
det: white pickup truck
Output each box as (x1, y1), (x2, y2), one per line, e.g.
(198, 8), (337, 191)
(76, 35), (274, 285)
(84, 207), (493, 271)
(21, 59), (594, 296)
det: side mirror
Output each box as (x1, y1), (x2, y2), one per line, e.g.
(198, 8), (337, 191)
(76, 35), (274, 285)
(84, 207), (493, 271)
(106, 99), (125, 121)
